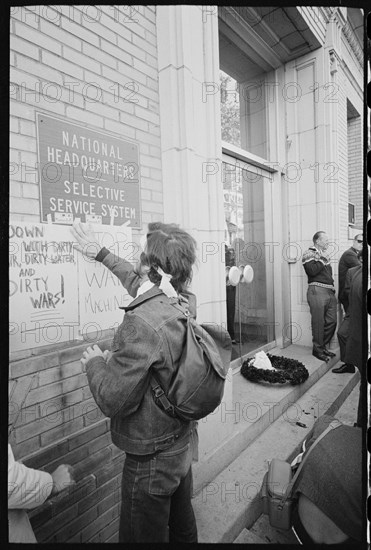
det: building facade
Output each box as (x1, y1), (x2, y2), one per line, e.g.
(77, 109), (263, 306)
(9, 5), (364, 542)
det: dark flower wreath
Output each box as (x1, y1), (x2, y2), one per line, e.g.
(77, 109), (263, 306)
(240, 353), (309, 385)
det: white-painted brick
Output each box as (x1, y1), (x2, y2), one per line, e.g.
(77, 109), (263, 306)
(10, 7), (40, 30)
(10, 197), (40, 215)
(141, 177), (163, 191)
(149, 145), (161, 157)
(10, 149), (20, 165)
(42, 51), (84, 80)
(37, 5), (62, 25)
(119, 111), (148, 132)
(10, 117), (19, 133)
(141, 155), (161, 170)
(139, 144), (150, 155)
(14, 21), (62, 55)
(10, 35), (39, 60)
(63, 46), (101, 75)
(40, 19), (82, 51)
(22, 184), (40, 199)
(151, 191), (163, 203)
(145, 29), (157, 47)
(140, 189), (151, 200)
(65, 106), (103, 128)
(60, 17), (99, 47)
(141, 200), (163, 213)
(146, 76), (159, 92)
(133, 58), (158, 81)
(84, 101), (120, 122)
(148, 169), (162, 181)
(116, 35), (146, 62)
(140, 166), (150, 178)
(99, 39), (133, 67)
(10, 51), (16, 66)
(58, 5), (82, 23)
(10, 133), (36, 153)
(19, 120), (36, 137)
(17, 91), (66, 116)
(10, 181), (22, 197)
(102, 92), (136, 115)
(96, 9), (132, 42)
(104, 119), (136, 140)
(16, 55), (64, 85)
(145, 52), (158, 69)
(19, 151), (38, 168)
(82, 42), (117, 69)
(134, 105), (159, 125)
(135, 129), (161, 147)
(132, 33), (157, 58)
(104, 63), (147, 86)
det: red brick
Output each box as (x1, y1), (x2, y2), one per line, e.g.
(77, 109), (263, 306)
(10, 435), (40, 460)
(87, 516), (119, 543)
(98, 489), (121, 516)
(29, 501), (53, 531)
(59, 343), (90, 364)
(23, 440), (69, 470)
(49, 475), (96, 517)
(81, 503), (120, 542)
(95, 455), (125, 487)
(73, 447), (112, 481)
(40, 416), (84, 447)
(78, 474), (119, 514)
(87, 432), (112, 456)
(34, 502), (79, 542)
(38, 360), (82, 386)
(44, 443), (90, 474)
(68, 419), (108, 450)
(52, 504), (98, 542)
(10, 352), (59, 378)
(14, 407), (67, 442)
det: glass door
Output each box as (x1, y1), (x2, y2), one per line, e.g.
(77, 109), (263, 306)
(222, 155), (275, 361)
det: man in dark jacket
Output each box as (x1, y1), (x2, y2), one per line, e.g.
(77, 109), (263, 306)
(302, 231), (337, 361)
(338, 234), (362, 313)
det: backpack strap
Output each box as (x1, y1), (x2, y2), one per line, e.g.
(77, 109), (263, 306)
(278, 419), (342, 510)
(149, 375), (176, 417)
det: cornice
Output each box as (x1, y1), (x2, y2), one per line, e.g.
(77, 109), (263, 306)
(342, 20), (364, 68)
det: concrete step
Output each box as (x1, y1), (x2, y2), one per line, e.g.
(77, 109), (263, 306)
(233, 527), (268, 544)
(191, 362), (360, 543)
(192, 345), (340, 496)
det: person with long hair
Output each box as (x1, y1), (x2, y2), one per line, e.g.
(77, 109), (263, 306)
(72, 222), (198, 543)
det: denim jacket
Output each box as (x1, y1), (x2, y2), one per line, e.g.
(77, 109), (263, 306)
(86, 250), (195, 455)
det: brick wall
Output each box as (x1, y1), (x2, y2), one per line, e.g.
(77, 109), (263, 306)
(9, 5), (160, 542)
(347, 115), (363, 228)
(10, 5), (162, 226)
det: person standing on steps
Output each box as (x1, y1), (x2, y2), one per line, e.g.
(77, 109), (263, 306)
(337, 234), (362, 313)
(302, 231), (337, 362)
(335, 236), (362, 374)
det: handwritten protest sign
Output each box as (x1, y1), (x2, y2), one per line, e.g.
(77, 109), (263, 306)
(77, 224), (134, 335)
(9, 222), (135, 352)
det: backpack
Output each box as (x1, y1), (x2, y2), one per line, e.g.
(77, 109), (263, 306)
(150, 300), (232, 421)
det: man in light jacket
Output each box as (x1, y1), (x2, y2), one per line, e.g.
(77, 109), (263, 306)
(8, 444), (74, 542)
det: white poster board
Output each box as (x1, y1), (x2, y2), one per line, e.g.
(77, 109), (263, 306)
(9, 222), (134, 352)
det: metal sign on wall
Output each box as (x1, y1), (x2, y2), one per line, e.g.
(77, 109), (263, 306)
(36, 113), (141, 227)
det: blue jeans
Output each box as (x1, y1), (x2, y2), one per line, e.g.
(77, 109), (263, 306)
(119, 432), (198, 543)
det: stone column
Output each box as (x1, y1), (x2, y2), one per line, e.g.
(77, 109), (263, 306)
(156, 5), (233, 460)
